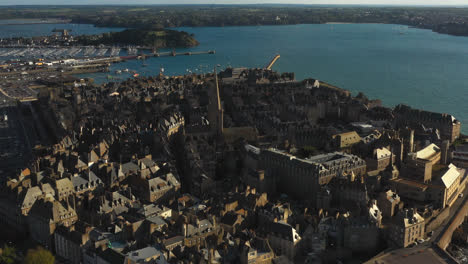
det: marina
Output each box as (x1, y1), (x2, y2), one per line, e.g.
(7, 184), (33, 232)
(0, 45), (215, 61)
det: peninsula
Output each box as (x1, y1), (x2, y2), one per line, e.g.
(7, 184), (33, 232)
(2, 5), (468, 37)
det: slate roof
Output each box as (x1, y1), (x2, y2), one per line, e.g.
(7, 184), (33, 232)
(186, 219), (213, 237)
(29, 198), (76, 223)
(163, 236), (184, 248)
(126, 246), (163, 263)
(56, 178), (74, 193)
(146, 216), (167, 226)
(137, 204), (169, 218)
(20, 186), (42, 209)
(71, 175), (88, 191)
(375, 147), (391, 159)
(416, 143), (440, 160)
(121, 162), (139, 175)
(441, 164), (460, 188)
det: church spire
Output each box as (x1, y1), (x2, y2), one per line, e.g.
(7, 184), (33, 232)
(214, 67), (222, 112)
(210, 66), (224, 137)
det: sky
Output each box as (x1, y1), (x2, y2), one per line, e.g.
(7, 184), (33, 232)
(0, 0), (467, 6)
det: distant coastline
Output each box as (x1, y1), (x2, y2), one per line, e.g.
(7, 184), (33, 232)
(0, 18), (71, 25)
(325, 22), (384, 24)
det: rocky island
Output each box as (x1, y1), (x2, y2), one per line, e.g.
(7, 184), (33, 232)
(76, 28), (199, 48)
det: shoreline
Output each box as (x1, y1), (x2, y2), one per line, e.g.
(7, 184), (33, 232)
(325, 22), (353, 24)
(0, 18), (71, 25)
(1, 18), (467, 39)
(325, 22), (385, 24)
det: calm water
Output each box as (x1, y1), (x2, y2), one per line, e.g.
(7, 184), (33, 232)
(0, 22), (466, 132)
(0, 22), (124, 38)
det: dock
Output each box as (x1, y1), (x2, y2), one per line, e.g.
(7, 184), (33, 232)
(134, 50), (215, 59)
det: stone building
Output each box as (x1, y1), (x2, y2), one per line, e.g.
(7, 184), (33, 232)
(182, 218), (217, 248)
(434, 164), (463, 208)
(366, 147), (394, 172)
(55, 177), (75, 201)
(329, 173), (369, 209)
(394, 104), (461, 143)
(388, 208), (425, 248)
(405, 143), (441, 183)
(343, 220), (380, 252)
(240, 238), (275, 264)
(158, 112), (185, 139)
(377, 190), (401, 219)
(259, 148), (366, 202)
(28, 196), (78, 249)
(130, 172), (180, 203)
(259, 221), (301, 260)
(393, 140), (465, 209)
(54, 222), (93, 264)
(452, 143), (468, 168)
(332, 131), (361, 151)
(243, 144), (272, 193)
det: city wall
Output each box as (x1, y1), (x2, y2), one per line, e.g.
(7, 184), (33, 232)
(426, 207), (451, 234)
(436, 196), (468, 250)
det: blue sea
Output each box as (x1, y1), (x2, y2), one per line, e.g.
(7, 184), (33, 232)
(0, 22), (466, 132)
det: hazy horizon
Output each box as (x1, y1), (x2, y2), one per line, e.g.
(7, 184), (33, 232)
(0, 0), (467, 6)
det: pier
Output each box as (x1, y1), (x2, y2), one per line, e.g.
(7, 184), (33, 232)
(151, 50), (215, 57)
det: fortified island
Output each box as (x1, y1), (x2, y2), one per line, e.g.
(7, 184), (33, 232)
(0, 60), (467, 264)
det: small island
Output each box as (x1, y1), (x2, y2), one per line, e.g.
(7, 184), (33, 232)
(76, 28), (199, 48)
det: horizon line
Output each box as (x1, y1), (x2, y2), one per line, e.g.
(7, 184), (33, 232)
(1, 3), (468, 7)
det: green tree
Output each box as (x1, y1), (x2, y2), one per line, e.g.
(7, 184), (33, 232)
(23, 247), (54, 264)
(0, 245), (17, 264)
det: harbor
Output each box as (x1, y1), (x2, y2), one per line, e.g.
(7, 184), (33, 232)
(0, 45), (215, 60)
(0, 47), (216, 77)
